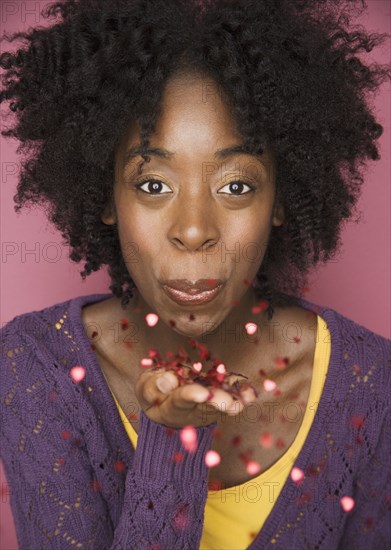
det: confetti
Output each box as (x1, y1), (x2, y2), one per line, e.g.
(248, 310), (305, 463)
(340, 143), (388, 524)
(114, 461), (125, 473)
(231, 435), (242, 447)
(246, 460), (261, 475)
(245, 322), (258, 335)
(60, 430), (71, 440)
(252, 300), (269, 314)
(290, 467), (304, 483)
(192, 362), (202, 373)
(263, 379), (277, 392)
(259, 432), (273, 449)
(216, 364), (226, 374)
(120, 318), (129, 331)
(172, 452), (184, 463)
(275, 356), (289, 370)
(350, 415), (365, 429)
(140, 358), (154, 368)
(146, 313), (159, 327)
(340, 496), (355, 512)
(205, 450), (221, 467)
(69, 366), (86, 382)
(180, 425), (198, 453)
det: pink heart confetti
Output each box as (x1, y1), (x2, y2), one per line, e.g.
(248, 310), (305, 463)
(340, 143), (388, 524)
(340, 496), (355, 512)
(290, 467), (304, 482)
(180, 425), (198, 453)
(69, 366), (86, 382)
(192, 362), (202, 373)
(259, 432), (273, 449)
(146, 313), (159, 327)
(140, 358), (154, 368)
(263, 379), (277, 392)
(245, 322), (258, 335)
(216, 363), (226, 374)
(205, 450), (221, 467)
(246, 460), (261, 475)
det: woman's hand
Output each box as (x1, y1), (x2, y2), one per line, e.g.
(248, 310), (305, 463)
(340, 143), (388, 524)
(135, 368), (257, 428)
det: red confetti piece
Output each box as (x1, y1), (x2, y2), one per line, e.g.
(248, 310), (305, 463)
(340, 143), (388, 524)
(252, 300), (269, 314)
(169, 320), (176, 327)
(293, 336), (301, 343)
(189, 314), (195, 321)
(172, 452), (184, 463)
(259, 432), (273, 449)
(114, 461), (125, 473)
(57, 458), (65, 466)
(352, 364), (361, 374)
(249, 532), (257, 540)
(89, 480), (102, 492)
(356, 436), (364, 445)
(90, 344), (96, 351)
(350, 415), (365, 429)
(231, 435), (242, 447)
(173, 505), (189, 531)
(213, 428), (222, 439)
(208, 478), (223, 491)
(60, 430), (71, 440)
(120, 318), (129, 331)
(273, 389), (282, 397)
(69, 366), (86, 382)
(276, 437), (285, 448)
(340, 496), (355, 512)
(91, 331), (98, 339)
(275, 356), (289, 370)
(232, 299), (241, 306)
(165, 427), (174, 436)
(258, 369), (267, 376)
(146, 313), (159, 327)
(205, 450), (221, 467)
(128, 414), (137, 421)
(243, 278), (252, 286)
(148, 348), (159, 358)
(364, 517), (375, 530)
(180, 425), (198, 453)
(49, 390), (58, 402)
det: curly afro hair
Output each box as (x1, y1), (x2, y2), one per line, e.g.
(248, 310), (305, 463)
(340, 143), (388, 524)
(1, 0), (390, 319)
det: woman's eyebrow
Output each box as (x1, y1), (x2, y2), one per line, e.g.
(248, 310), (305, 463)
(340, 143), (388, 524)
(123, 144), (267, 169)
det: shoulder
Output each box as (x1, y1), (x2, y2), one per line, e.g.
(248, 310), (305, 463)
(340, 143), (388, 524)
(299, 297), (391, 400)
(0, 294), (103, 424)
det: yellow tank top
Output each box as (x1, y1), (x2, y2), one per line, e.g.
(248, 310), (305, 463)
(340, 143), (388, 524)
(109, 314), (331, 549)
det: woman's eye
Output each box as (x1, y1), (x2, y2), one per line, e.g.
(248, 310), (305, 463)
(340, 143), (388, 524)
(135, 179), (171, 194)
(218, 181), (255, 196)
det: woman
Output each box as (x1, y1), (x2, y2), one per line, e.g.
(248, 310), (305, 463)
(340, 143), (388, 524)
(0, 0), (390, 548)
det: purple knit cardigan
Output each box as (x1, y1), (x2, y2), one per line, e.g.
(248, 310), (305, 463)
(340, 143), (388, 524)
(0, 293), (390, 549)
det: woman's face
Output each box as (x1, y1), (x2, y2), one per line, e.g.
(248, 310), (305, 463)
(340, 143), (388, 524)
(103, 72), (284, 340)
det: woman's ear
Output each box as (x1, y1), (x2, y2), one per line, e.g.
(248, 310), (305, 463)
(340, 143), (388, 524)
(101, 203), (117, 225)
(272, 202), (285, 227)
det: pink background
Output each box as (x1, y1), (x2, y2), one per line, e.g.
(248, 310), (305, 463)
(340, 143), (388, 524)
(0, 1), (390, 548)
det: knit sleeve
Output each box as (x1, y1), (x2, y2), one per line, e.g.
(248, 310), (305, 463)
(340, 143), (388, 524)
(337, 404), (391, 548)
(0, 320), (216, 550)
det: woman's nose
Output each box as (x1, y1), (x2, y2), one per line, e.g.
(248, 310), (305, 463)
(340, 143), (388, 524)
(167, 196), (219, 252)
